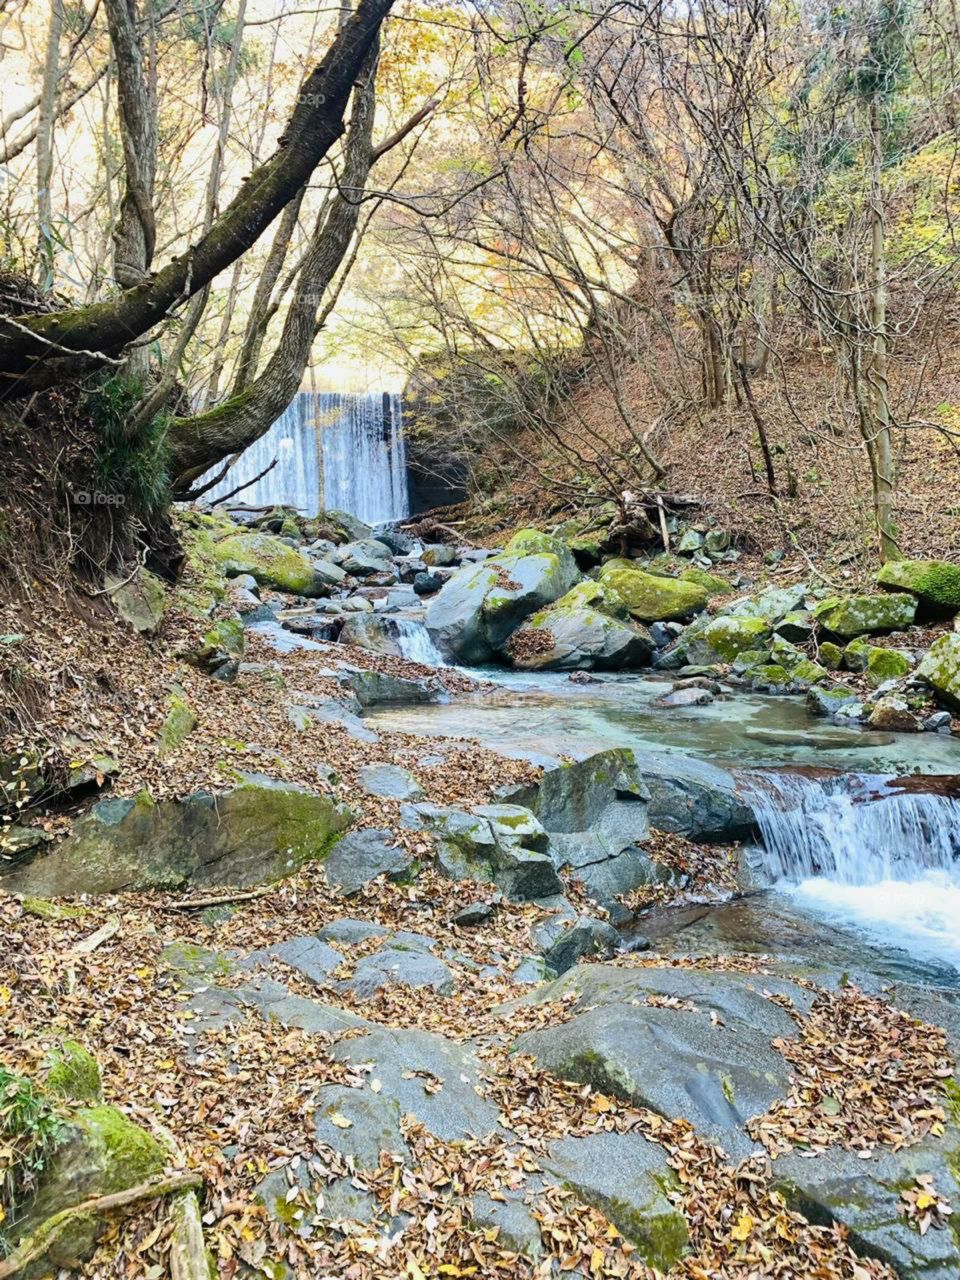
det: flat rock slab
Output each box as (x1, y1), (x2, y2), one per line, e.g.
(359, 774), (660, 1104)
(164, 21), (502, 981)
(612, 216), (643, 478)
(331, 1027), (500, 1144)
(238, 935), (342, 985)
(514, 964), (810, 1157)
(773, 1134), (960, 1280)
(358, 763), (423, 800)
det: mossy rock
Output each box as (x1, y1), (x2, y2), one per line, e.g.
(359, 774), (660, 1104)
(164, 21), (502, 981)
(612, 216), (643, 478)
(679, 566), (731, 595)
(10, 1105), (165, 1270)
(45, 1042), (102, 1103)
(212, 532), (325, 596)
(155, 693), (198, 757)
(865, 647), (911, 686)
(549, 579), (630, 620)
(918, 633), (960, 710)
(598, 563), (708, 623)
(876, 558), (960, 617)
(812, 593), (916, 638)
(20, 897), (85, 922)
(105, 568), (167, 635)
(504, 529), (579, 581)
(749, 663), (792, 690)
(684, 615), (771, 665)
(818, 641), (844, 670)
(0, 775), (353, 896)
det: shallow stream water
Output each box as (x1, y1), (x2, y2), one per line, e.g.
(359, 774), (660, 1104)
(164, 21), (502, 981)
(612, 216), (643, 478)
(367, 668), (960, 983)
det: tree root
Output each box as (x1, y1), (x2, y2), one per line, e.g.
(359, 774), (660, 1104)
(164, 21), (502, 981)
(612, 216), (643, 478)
(0, 1171), (202, 1279)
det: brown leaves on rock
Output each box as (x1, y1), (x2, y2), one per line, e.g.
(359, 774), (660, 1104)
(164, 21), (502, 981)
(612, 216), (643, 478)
(900, 1173), (954, 1235)
(748, 986), (952, 1158)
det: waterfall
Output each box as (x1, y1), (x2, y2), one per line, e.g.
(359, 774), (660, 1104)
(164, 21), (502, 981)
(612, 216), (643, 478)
(198, 391), (408, 523)
(391, 619), (445, 667)
(742, 771), (960, 886)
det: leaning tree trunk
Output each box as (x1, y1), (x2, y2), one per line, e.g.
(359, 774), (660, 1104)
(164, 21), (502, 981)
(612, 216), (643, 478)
(0, 0), (393, 399)
(167, 42), (381, 489)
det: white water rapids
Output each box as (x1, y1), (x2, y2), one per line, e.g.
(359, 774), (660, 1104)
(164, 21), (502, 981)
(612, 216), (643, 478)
(743, 771), (960, 967)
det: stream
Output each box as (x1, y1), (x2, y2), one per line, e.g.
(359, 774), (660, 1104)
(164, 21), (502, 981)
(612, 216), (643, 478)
(366, 668), (960, 983)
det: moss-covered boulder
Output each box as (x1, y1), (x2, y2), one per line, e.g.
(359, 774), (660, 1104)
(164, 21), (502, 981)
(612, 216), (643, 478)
(425, 546), (580, 663)
(505, 528), (579, 579)
(212, 531), (328, 596)
(679, 566), (731, 595)
(812, 593), (916, 638)
(9, 1104), (166, 1271)
(598, 563), (708, 623)
(818, 641), (844, 670)
(876, 558), (960, 617)
(0, 775), (352, 896)
(806, 683), (863, 718)
(155, 693), (197, 757)
(864, 647), (912, 686)
(683, 615), (771, 665)
(507, 602), (654, 672)
(918, 633), (960, 709)
(45, 1042), (102, 1103)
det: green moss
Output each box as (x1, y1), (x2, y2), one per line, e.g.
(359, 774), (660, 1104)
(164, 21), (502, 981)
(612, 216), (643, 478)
(917, 633), (960, 710)
(156, 694), (198, 758)
(161, 941), (235, 980)
(20, 898), (85, 922)
(547, 579), (629, 619)
(750, 663), (791, 686)
(865, 647), (911, 686)
(819, 641), (844, 669)
(598, 564), (708, 623)
(70, 1105), (165, 1191)
(679, 566), (731, 595)
(687, 615), (771, 663)
(877, 558), (960, 615)
(212, 531), (317, 594)
(812, 592), (917, 638)
(45, 1042), (102, 1103)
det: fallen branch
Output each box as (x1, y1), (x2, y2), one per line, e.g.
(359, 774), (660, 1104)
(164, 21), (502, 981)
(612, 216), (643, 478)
(169, 1189), (208, 1280)
(72, 916), (121, 953)
(161, 886), (274, 911)
(203, 456), (279, 507)
(0, 1172), (202, 1279)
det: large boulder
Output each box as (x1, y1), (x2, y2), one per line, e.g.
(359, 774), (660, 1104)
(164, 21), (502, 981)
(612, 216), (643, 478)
(212, 531), (329, 596)
(918, 633), (960, 710)
(773, 1132), (960, 1280)
(0, 774), (352, 895)
(514, 964), (806, 1157)
(629, 751), (756, 840)
(682, 615), (771, 665)
(409, 802), (562, 900)
(105, 567), (167, 634)
(598, 562), (708, 622)
(717, 584), (808, 625)
(812, 593), (916, 638)
(877, 558), (960, 618)
(425, 545), (579, 663)
(8, 1103), (166, 1270)
(507, 586), (654, 671)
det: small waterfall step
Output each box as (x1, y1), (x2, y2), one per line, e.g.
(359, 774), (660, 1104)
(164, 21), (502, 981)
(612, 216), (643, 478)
(741, 770), (960, 886)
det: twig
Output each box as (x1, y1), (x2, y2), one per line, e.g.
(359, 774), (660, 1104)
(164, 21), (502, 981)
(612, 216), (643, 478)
(0, 1172), (203, 1279)
(201, 456), (279, 507)
(73, 916), (121, 953)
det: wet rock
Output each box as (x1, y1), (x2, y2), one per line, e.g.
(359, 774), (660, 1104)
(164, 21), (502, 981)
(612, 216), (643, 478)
(358, 762), (423, 800)
(806, 683), (863, 718)
(924, 710), (953, 731)
(630, 751), (756, 842)
(338, 667), (442, 707)
(413, 570), (444, 595)
(868, 697), (922, 733)
(652, 686), (714, 708)
(334, 538), (396, 576)
(323, 828), (412, 895)
(0, 776), (352, 895)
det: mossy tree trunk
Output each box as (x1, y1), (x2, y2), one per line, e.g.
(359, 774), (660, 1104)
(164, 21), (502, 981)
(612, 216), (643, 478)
(0, 0), (393, 399)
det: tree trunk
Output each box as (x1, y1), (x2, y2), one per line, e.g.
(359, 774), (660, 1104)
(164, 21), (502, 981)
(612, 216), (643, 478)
(36, 0), (65, 285)
(168, 42), (381, 488)
(0, 0), (394, 399)
(868, 99), (898, 563)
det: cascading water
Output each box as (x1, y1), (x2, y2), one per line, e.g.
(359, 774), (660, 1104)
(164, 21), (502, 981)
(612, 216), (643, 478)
(198, 390), (408, 523)
(390, 619), (445, 667)
(742, 770), (960, 965)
